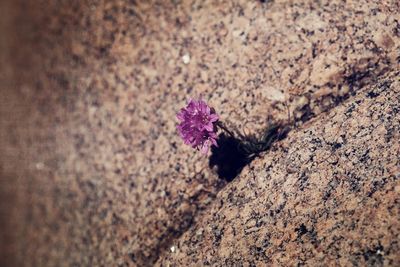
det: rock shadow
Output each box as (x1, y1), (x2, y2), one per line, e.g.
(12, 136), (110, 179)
(209, 134), (253, 182)
(209, 124), (290, 182)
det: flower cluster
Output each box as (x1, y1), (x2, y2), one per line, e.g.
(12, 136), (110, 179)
(177, 99), (219, 154)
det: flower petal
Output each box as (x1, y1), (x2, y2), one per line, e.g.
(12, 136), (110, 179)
(209, 114), (219, 122)
(211, 138), (218, 147)
(176, 98), (219, 154)
(200, 140), (210, 154)
(203, 123), (213, 132)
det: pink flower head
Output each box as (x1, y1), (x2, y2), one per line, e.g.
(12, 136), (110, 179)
(177, 99), (219, 154)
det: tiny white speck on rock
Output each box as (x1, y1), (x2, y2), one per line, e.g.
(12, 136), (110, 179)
(182, 54), (190, 64)
(170, 245), (176, 253)
(35, 162), (45, 170)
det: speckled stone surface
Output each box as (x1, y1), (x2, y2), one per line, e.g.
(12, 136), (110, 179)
(157, 71), (400, 266)
(0, 0), (399, 266)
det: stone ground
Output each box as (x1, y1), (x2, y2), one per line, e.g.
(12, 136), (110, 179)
(0, 0), (399, 266)
(158, 71), (400, 266)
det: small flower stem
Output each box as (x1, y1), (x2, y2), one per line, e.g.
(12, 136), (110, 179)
(216, 121), (237, 138)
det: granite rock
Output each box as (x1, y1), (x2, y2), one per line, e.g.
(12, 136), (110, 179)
(0, 0), (399, 266)
(157, 71), (400, 266)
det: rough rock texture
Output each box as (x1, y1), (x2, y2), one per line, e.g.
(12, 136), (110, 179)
(0, 0), (399, 266)
(158, 71), (400, 266)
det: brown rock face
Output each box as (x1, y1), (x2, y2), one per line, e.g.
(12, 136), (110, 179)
(157, 71), (400, 266)
(0, 0), (399, 266)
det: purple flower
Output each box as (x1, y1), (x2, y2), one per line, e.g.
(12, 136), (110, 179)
(177, 99), (219, 154)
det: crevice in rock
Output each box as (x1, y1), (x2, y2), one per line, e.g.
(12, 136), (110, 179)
(209, 67), (389, 183)
(209, 124), (289, 182)
(209, 134), (250, 182)
(134, 213), (196, 267)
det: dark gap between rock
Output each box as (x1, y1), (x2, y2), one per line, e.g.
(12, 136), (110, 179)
(209, 134), (251, 182)
(209, 124), (289, 182)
